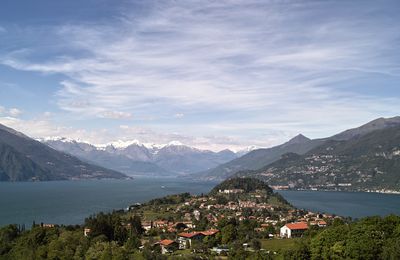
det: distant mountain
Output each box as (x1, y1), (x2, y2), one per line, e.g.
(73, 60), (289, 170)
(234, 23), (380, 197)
(236, 125), (400, 191)
(330, 116), (400, 141)
(196, 116), (400, 181)
(43, 139), (238, 176)
(0, 124), (127, 181)
(196, 134), (321, 181)
(152, 145), (237, 174)
(44, 139), (168, 176)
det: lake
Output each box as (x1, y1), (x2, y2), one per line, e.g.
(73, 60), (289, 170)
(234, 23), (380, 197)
(0, 178), (217, 227)
(1, 178), (399, 227)
(278, 190), (400, 219)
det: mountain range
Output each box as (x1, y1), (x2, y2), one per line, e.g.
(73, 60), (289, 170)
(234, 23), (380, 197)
(0, 124), (127, 181)
(2, 116), (400, 188)
(235, 123), (400, 191)
(196, 116), (400, 183)
(43, 138), (238, 176)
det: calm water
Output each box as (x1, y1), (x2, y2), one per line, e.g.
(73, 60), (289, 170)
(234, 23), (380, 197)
(0, 178), (217, 227)
(1, 179), (400, 227)
(278, 190), (400, 219)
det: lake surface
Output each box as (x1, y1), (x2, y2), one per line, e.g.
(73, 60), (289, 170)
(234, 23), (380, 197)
(0, 178), (217, 227)
(278, 190), (400, 219)
(1, 179), (400, 227)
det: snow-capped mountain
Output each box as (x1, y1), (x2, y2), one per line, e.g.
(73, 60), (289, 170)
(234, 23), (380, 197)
(42, 138), (239, 176)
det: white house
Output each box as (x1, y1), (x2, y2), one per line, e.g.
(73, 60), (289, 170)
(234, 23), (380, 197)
(280, 222), (308, 238)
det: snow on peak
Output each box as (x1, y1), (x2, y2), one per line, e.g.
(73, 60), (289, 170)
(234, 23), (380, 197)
(39, 136), (85, 143)
(96, 139), (142, 149)
(166, 140), (184, 146)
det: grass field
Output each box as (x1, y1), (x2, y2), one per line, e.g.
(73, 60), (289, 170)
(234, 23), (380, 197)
(261, 238), (299, 252)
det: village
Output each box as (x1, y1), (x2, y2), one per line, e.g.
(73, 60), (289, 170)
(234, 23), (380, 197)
(82, 178), (339, 257)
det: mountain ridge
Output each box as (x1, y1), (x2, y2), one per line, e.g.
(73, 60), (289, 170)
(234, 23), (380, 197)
(43, 138), (238, 176)
(195, 116), (400, 181)
(0, 124), (128, 181)
(236, 124), (400, 191)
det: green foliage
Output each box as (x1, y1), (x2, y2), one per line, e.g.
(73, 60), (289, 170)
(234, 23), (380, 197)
(210, 177), (274, 195)
(309, 215), (400, 260)
(0, 225), (20, 255)
(147, 193), (191, 206)
(85, 211), (128, 243)
(221, 224), (237, 244)
(251, 238), (261, 251)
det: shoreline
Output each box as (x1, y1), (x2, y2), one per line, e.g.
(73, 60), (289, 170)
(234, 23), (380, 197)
(273, 188), (400, 195)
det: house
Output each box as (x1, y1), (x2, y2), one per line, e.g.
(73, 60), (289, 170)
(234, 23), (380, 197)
(141, 221), (152, 231)
(177, 232), (205, 249)
(83, 228), (91, 237)
(155, 239), (179, 254)
(41, 223), (55, 228)
(219, 189), (244, 194)
(193, 210), (201, 221)
(153, 220), (168, 228)
(280, 222), (308, 238)
(310, 220), (327, 228)
(211, 246), (230, 254)
(201, 229), (219, 236)
(177, 229), (219, 249)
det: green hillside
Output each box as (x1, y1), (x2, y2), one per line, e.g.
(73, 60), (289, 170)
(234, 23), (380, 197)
(238, 126), (400, 191)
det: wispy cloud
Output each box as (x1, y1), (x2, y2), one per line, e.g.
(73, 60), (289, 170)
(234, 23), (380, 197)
(1, 0), (400, 149)
(8, 108), (22, 117)
(100, 110), (132, 119)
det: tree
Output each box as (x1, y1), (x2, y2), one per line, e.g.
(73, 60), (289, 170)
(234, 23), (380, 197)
(251, 239), (261, 251)
(129, 215), (145, 236)
(222, 224), (237, 244)
(0, 224), (20, 255)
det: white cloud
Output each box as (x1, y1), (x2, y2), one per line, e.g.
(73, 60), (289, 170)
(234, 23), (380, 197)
(9, 108), (22, 117)
(43, 111), (53, 118)
(1, 1), (399, 149)
(0, 116), (274, 151)
(99, 110), (132, 119)
(174, 113), (184, 118)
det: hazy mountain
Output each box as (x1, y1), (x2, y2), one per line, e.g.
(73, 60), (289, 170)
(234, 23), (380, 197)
(152, 144), (237, 173)
(43, 139), (237, 176)
(237, 125), (400, 191)
(0, 124), (127, 181)
(196, 116), (400, 181)
(44, 139), (169, 176)
(197, 134), (322, 180)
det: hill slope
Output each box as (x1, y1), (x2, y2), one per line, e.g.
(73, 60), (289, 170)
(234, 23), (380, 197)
(197, 134), (323, 180)
(0, 124), (127, 181)
(237, 125), (400, 191)
(197, 117), (400, 181)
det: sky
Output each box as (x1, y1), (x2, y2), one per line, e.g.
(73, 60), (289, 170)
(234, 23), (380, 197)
(0, 0), (399, 151)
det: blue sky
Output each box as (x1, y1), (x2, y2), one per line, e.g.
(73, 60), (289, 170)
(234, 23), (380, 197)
(0, 0), (399, 151)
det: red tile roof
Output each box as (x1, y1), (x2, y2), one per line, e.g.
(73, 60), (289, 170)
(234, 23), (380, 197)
(201, 229), (219, 236)
(285, 222), (308, 230)
(159, 239), (176, 246)
(178, 229), (219, 238)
